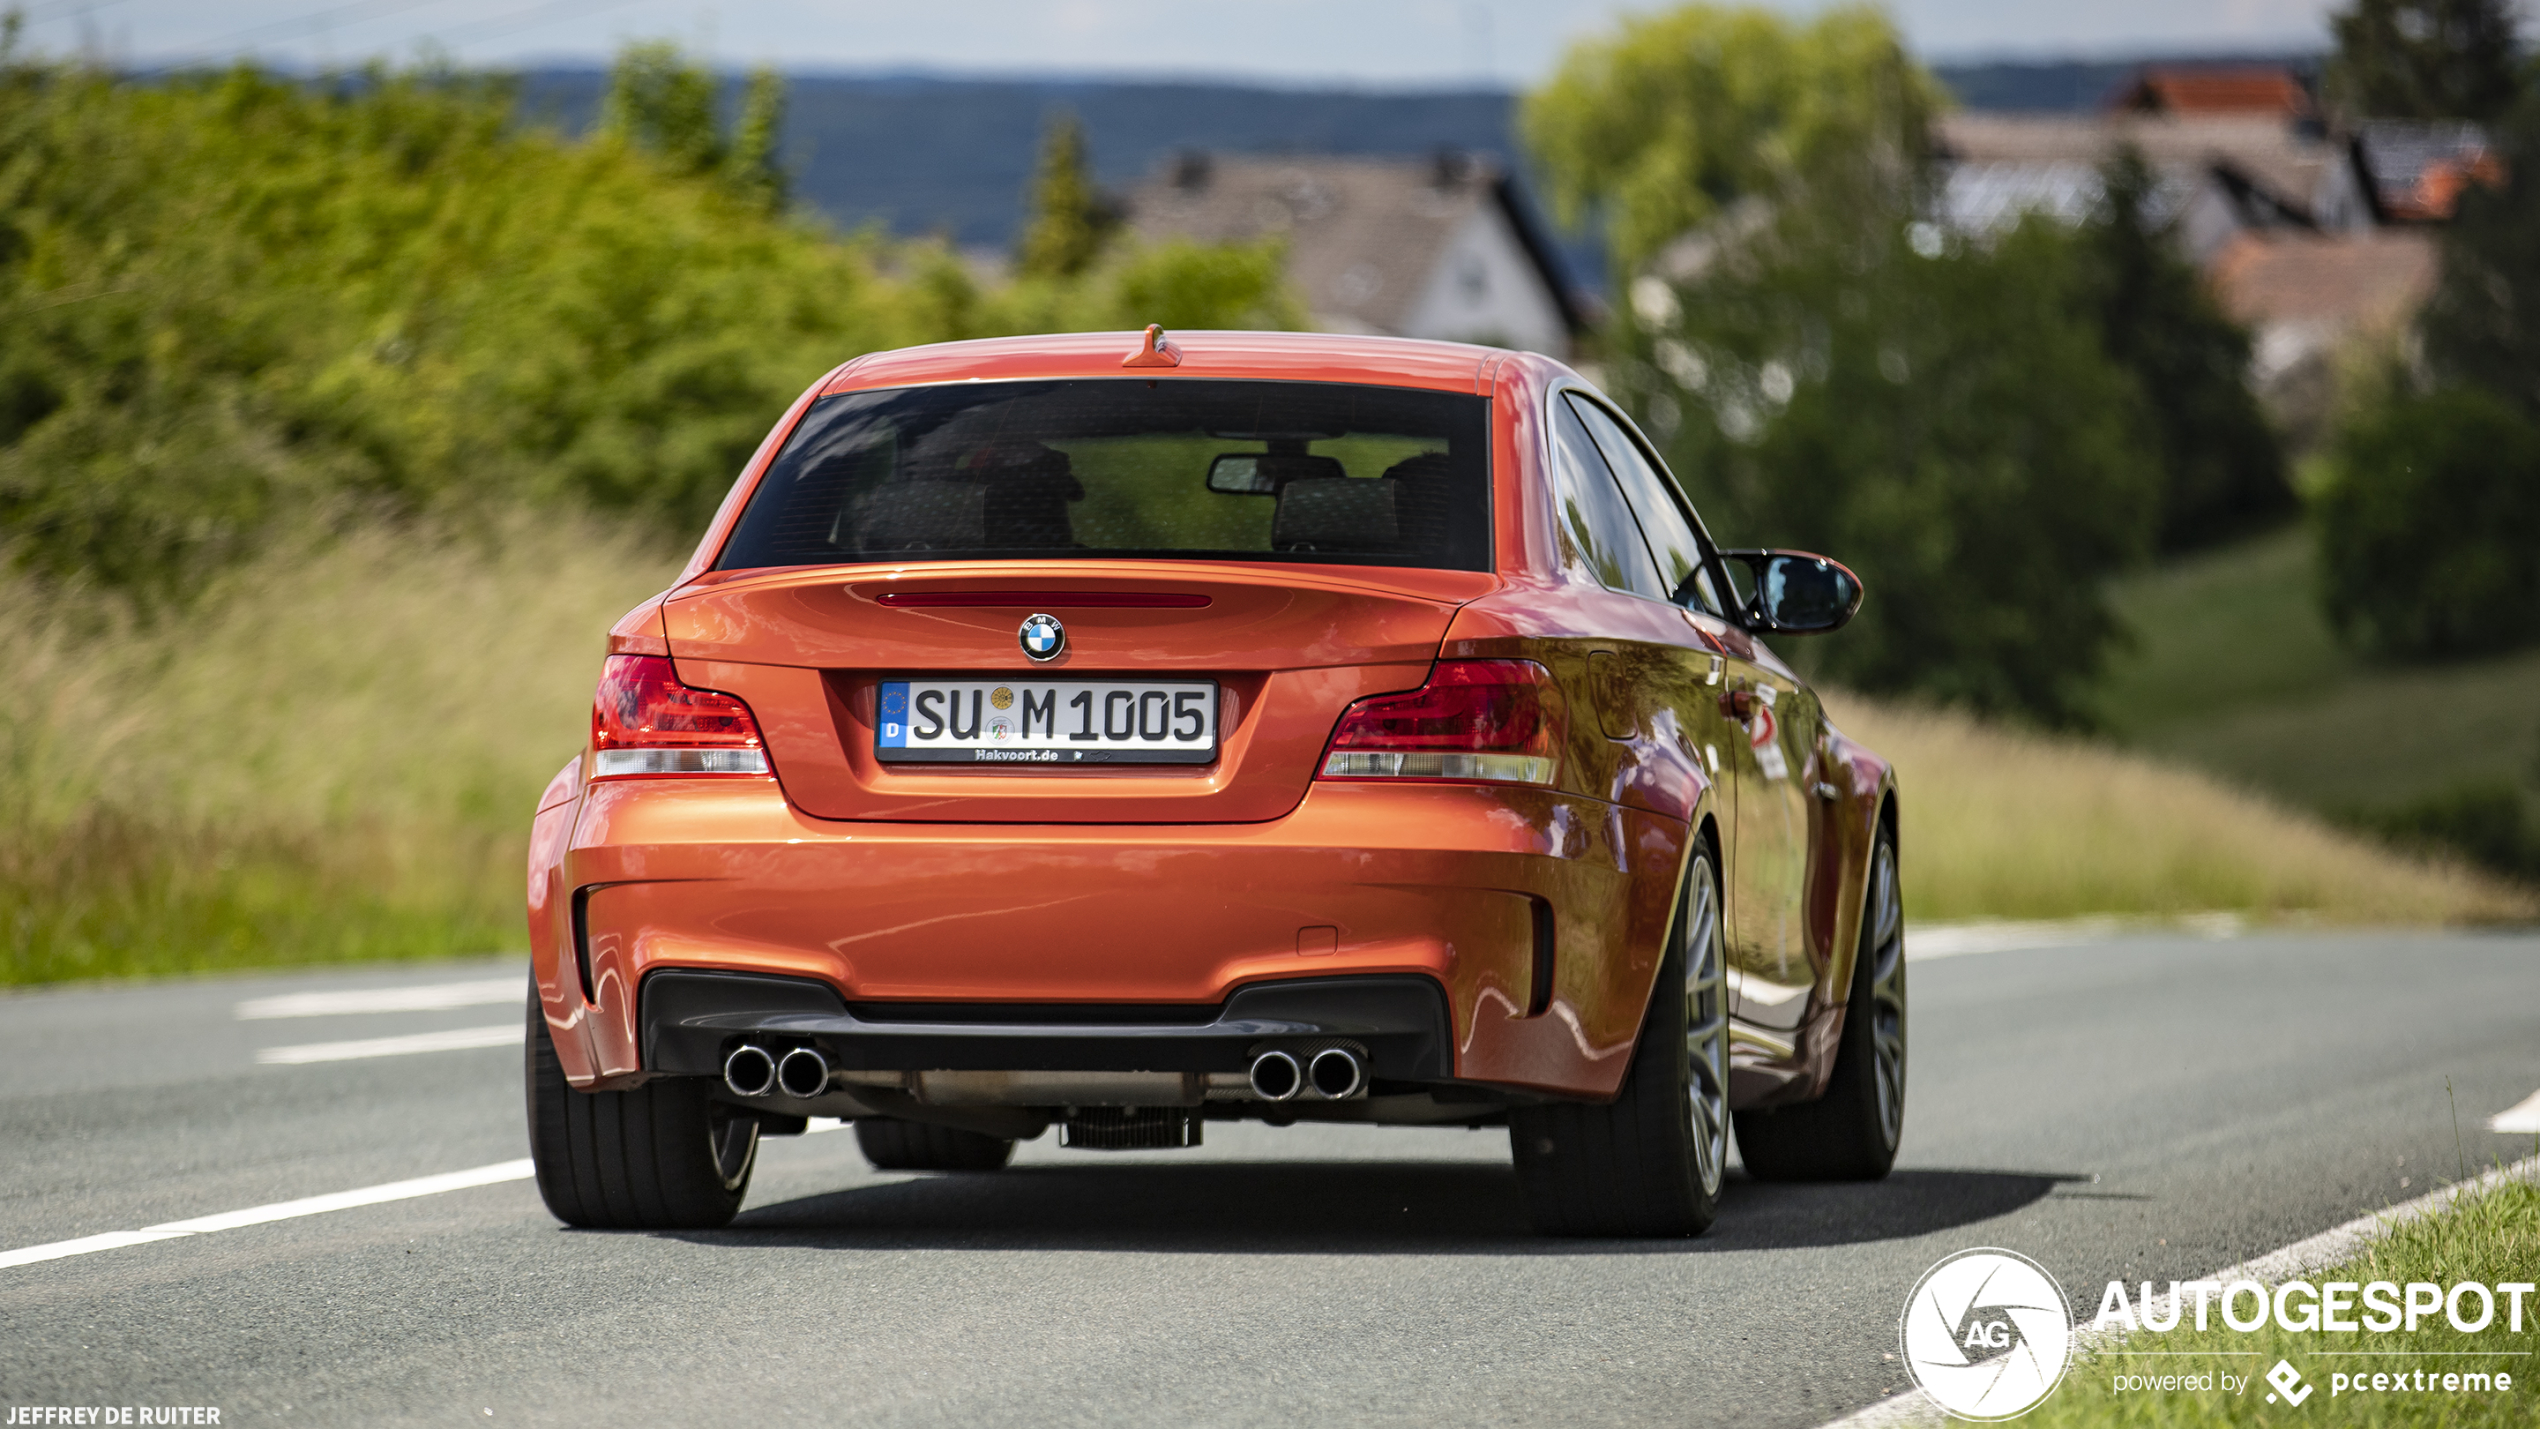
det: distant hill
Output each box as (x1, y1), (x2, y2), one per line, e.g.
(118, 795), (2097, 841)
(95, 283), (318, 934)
(516, 70), (1542, 265)
(513, 55), (2324, 298)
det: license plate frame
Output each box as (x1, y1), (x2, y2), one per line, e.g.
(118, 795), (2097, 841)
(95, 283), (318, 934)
(875, 678), (1219, 765)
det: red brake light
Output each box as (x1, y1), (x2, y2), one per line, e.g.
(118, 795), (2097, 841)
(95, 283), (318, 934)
(590, 655), (769, 778)
(1318, 659), (1564, 786)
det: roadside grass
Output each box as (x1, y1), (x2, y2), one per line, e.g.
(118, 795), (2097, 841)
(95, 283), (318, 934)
(1826, 694), (2535, 925)
(2024, 1167), (2540, 1427)
(2089, 527), (2540, 820)
(3, 520), (2528, 987)
(0, 512), (681, 985)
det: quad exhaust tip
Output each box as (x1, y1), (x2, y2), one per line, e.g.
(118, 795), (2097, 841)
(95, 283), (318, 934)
(1248, 1049), (1302, 1102)
(1307, 1047), (1364, 1100)
(722, 1044), (777, 1098)
(776, 1046), (831, 1100)
(1247, 1047), (1364, 1102)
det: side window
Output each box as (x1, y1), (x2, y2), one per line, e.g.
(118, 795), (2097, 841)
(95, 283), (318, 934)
(1548, 398), (1670, 601)
(1566, 394), (1725, 617)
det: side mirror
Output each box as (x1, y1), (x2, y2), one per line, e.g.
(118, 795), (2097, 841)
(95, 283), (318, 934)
(1721, 549), (1862, 635)
(1207, 454), (1277, 494)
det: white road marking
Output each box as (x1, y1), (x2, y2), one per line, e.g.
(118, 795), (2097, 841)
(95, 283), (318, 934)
(2492, 1088), (2540, 1134)
(257, 1023), (523, 1065)
(235, 976), (522, 1020)
(3, 1119), (850, 1272)
(1907, 913), (2244, 962)
(0, 1159), (535, 1271)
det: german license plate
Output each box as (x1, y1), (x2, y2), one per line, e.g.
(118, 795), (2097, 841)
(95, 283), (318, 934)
(876, 679), (1218, 764)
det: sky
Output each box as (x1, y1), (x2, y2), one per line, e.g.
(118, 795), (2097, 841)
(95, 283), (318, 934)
(15, 0), (2409, 85)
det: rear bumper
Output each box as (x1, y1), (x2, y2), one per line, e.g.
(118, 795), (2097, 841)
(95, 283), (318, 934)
(642, 969), (1452, 1080)
(529, 777), (1692, 1099)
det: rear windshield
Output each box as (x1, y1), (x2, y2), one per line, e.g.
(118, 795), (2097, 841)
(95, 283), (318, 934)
(714, 379), (1491, 572)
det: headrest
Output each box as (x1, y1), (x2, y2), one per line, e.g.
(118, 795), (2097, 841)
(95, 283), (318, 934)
(851, 482), (985, 550)
(955, 441), (1076, 487)
(1273, 478), (1399, 553)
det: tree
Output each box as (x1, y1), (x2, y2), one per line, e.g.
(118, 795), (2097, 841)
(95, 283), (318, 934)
(2314, 383), (2540, 657)
(1014, 111), (1116, 281)
(2324, 0), (2524, 121)
(600, 42), (788, 212)
(2420, 88), (2540, 416)
(2076, 148), (2290, 550)
(723, 66), (788, 213)
(1616, 220), (2161, 724)
(2315, 89), (2540, 664)
(1531, 4), (2160, 722)
(599, 40), (722, 174)
(1521, 4), (1942, 272)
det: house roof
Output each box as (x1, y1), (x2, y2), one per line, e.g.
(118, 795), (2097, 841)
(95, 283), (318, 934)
(2356, 120), (2503, 221)
(2109, 66), (2316, 119)
(1122, 153), (1588, 337)
(1936, 112), (2345, 226)
(2206, 229), (2438, 332)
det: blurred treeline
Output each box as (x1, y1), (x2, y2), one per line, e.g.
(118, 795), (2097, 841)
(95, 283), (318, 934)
(0, 28), (1294, 981)
(1526, 5), (2295, 727)
(0, 30), (1294, 605)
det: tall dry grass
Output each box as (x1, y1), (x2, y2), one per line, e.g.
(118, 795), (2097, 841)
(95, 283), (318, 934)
(4, 535), (2527, 985)
(1826, 693), (2536, 925)
(1, 513), (682, 983)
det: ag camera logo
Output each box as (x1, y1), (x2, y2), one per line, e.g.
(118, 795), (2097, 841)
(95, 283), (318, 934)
(1903, 1248), (2075, 1420)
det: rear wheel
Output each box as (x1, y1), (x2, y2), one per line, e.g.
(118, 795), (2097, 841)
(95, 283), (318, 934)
(1734, 823), (1905, 1181)
(855, 1116), (1016, 1172)
(1508, 840), (1728, 1237)
(524, 995), (758, 1228)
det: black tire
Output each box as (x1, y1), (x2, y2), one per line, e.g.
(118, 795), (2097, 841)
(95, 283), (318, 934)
(855, 1116), (1016, 1172)
(524, 995), (758, 1228)
(1735, 821), (1905, 1181)
(1508, 839), (1729, 1237)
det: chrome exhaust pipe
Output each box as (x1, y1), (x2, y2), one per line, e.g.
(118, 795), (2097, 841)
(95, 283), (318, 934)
(1247, 1049), (1302, 1102)
(775, 1046), (830, 1100)
(722, 1044), (777, 1098)
(1307, 1047), (1364, 1100)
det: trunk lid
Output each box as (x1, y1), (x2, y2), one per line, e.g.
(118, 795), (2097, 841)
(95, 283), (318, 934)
(663, 561), (1492, 823)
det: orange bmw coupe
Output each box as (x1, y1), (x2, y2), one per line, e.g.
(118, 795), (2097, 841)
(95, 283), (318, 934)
(523, 328), (1902, 1237)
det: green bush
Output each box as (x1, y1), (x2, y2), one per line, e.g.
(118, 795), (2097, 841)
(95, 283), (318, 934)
(1526, 4), (2172, 725)
(2345, 779), (2540, 884)
(1617, 218), (2160, 725)
(0, 44), (1295, 603)
(2314, 383), (2540, 657)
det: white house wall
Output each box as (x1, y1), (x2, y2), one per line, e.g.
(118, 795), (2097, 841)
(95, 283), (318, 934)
(1395, 203), (1571, 359)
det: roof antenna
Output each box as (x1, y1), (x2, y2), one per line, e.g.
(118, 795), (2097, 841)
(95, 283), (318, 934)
(1122, 323), (1181, 368)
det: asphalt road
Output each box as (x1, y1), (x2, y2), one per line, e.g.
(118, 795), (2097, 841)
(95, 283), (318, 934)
(3, 930), (2536, 1428)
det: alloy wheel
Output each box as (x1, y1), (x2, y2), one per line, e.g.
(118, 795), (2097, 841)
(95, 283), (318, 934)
(1682, 854), (1729, 1197)
(707, 1101), (760, 1193)
(1866, 838), (1906, 1151)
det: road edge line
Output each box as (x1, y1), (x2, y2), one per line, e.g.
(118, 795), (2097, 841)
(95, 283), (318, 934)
(0, 1159), (536, 1271)
(1818, 1152), (2540, 1427)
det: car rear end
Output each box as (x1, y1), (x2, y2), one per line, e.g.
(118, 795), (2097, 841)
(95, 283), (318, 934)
(525, 332), (1680, 1205)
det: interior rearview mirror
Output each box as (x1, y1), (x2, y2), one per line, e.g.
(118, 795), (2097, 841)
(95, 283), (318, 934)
(1206, 454), (1277, 495)
(1721, 549), (1863, 635)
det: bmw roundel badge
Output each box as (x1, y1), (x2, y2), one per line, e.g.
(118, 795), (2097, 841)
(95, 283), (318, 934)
(1019, 613), (1066, 662)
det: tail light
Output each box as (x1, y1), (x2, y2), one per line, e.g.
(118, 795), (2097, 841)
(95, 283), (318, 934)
(1318, 659), (1564, 786)
(590, 655), (770, 778)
